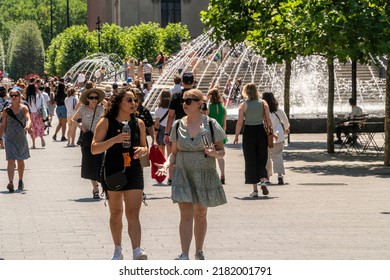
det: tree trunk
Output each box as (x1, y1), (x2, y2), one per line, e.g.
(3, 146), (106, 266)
(327, 59), (335, 153)
(352, 60), (357, 101)
(384, 54), (390, 166)
(284, 61), (291, 143)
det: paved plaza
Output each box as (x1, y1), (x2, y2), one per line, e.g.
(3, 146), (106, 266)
(0, 131), (389, 260)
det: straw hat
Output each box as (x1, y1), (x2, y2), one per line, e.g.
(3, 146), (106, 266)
(79, 88), (105, 105)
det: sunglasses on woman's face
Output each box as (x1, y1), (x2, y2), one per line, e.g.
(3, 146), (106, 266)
(126, 98), (139, 103)
(10, 94), (20, 98)
(87, 95), (99, 100)
(182, 98), (200, 105)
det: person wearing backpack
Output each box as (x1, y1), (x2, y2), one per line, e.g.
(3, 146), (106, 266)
(0, 87), (32, 192)
(155, 89), (227, 260)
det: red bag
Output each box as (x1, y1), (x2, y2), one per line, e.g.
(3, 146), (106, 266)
(149, 146), (166, 183)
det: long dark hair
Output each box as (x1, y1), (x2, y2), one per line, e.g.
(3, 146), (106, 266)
(104, 90), (128, 119)
(25, 83), (37, 105)
(262, 91), (278, 113)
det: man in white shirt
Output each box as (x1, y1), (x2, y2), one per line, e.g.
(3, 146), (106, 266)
(76, 72), (85, 88)
(334, 98), (364, 145)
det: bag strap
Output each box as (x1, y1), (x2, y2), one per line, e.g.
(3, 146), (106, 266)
(209, 119), (215, 144)
(175, 118), (215, 143)
(89, 105), (98, 131)
(159, 109), (169, 123)
(6, 107), (25, 129)
(274, 111), (284, 129)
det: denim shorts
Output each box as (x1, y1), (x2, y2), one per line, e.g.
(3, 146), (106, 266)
(56, 105), (67, 119)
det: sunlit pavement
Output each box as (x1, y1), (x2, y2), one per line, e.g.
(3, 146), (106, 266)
(0, 129), (389, 260)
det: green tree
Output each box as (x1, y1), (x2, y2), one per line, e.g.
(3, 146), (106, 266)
(97, 23), (126, 59)
(0, 36), (4, 70)
(46, 25), (95, 76)
(0, 0), (87, 49)
(126, 22), (161, 63)
(202, 0), (390, 155)
(8, 21), (45, 79)
(160, 23), (190, 56)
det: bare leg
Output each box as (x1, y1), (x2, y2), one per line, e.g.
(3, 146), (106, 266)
(90, 180), (99, 192)
(217, 158), (225, 178)
(178, 202), (194, 256)
(123, 190), (143, 249)
(7, 160), (15, 183)
(60, 119), (67, 138)
(107, 191), (124, 246)
(17, 160), (25, 181)
(193, 204), (207, 252)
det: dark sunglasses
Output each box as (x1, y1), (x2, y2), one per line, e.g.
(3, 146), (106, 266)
(182, 98), (200, 105)
(87, 95), (99, 100)
(10, 94), (20, 98)
(127, 98), (139, 103)
(201, 103), (208, 111)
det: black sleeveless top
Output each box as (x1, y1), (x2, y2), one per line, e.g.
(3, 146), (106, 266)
(103, 114), (144, 190)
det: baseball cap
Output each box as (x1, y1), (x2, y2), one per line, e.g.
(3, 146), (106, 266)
(182, 72), (194, 85)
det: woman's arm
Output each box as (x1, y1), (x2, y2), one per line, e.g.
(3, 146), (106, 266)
(22, 105), (32, 131)
(233, 102), (246, 145)
(223, 107), (227, 131)
(155, 139), (177, 176)
(153, 118), (160, 146)
(91, 118), (128, 155)
(0, 109), (7, 138)
(262, 101), (273, 134)
(205, 140), (225, 159)
(133, 119), (148, 159)
(71, 107), (85, 132)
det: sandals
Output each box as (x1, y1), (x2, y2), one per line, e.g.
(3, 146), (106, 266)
(7, 182), (14, 193)
(18, 180), (24, 190)
(93, 190), (100, 199)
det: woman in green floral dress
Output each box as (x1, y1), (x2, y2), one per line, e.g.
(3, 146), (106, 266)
(156, 89), (227, 260)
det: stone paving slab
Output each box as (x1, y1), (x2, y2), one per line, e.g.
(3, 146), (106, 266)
(0, 132), (389, 260)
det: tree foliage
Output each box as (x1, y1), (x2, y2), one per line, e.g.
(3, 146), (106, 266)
(202, 0), (390, 155)
(45, 22), (190, 76)
(45, 25), (95, 76)
(160, 23), (190, 56)
(126, 22), (161, 63)
(0, 36), (4, 70)
(8, 21), (45, 79)
(96, 23), (127, 59)
(0, 0), (87, 49)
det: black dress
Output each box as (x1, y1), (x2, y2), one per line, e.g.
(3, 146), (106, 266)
(101, 114), (144, 191)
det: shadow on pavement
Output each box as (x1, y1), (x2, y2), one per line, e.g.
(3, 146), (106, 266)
(71, 198), (103, 203)
(233, 196), (277, 201)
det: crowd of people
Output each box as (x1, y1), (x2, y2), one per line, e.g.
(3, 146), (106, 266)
(0, 66), (293, 261)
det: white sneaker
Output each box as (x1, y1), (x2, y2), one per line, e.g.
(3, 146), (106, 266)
(195, 250), (206, 260)
(133, 247), (148, 260)
(175, 253), (189, 260)
(249, 190), (259, 197)
(111, 247), (123, 260)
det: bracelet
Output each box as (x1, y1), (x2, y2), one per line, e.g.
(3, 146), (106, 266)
(154, 127), (159, 131)
(164, 133), (170, 136)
